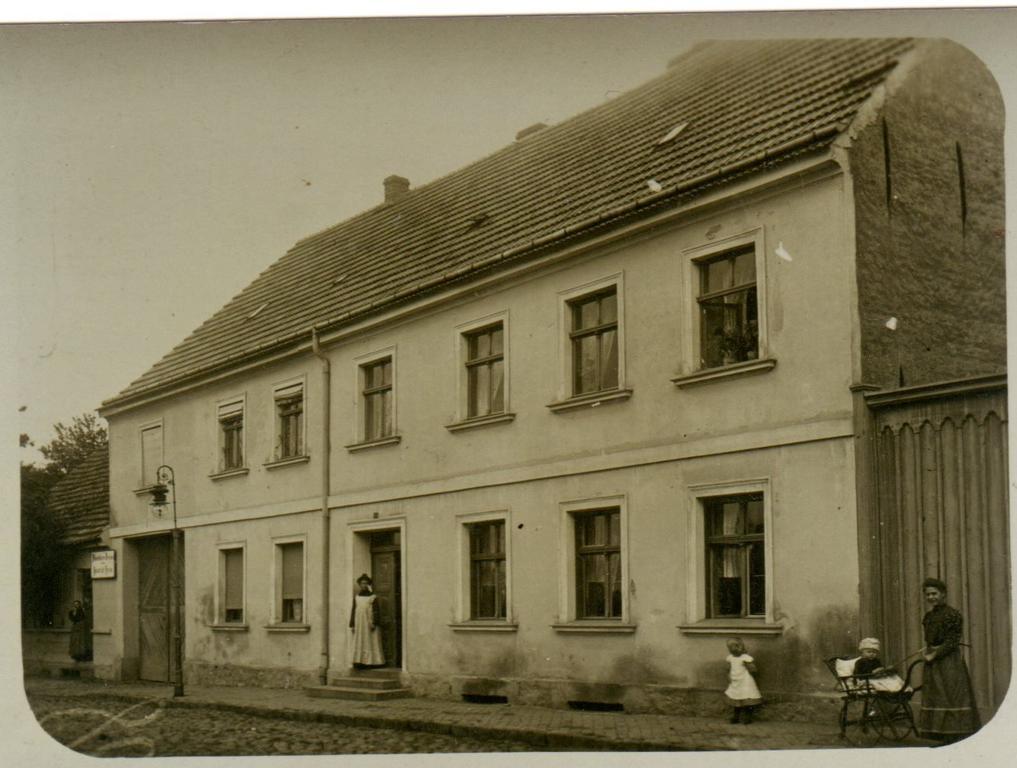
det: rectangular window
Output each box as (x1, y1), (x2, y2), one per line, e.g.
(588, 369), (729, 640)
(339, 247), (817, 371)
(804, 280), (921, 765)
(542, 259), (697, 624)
(279, 542), (304, 623)
(574, 508), (622, 619)
(704, 494), (765, 618)
(274, 384), (304, 459)
(697, 246), (758, 369)
(465, 324), (505, 419)
(468, 520), (506, 619)
(362, 358), (393, 441)
(221, 547), (244, 623)
(569, 288), (619, 396)
(218, 401), (244, 470)
(141, 424), (163, 486)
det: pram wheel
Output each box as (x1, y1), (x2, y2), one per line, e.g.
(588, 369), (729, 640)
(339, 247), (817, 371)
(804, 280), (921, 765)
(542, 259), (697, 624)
(841, 699), (882, 747)
(872, 698), (913, 742)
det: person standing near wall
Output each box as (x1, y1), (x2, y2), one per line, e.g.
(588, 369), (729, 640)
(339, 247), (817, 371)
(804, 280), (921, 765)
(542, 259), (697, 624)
(67, 599), (92, 662)
(349, 574), (385, 669)
(919, 577), (980, 742)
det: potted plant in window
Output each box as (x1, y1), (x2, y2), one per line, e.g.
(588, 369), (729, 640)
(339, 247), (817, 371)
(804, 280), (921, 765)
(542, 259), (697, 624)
(719, 323), (759, 364)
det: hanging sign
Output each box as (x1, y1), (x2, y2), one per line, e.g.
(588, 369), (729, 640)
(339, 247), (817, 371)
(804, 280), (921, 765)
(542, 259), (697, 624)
(91, 550), (116, 579)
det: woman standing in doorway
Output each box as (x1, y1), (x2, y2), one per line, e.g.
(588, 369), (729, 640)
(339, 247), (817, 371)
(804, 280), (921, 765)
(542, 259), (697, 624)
(349, 574), (385, 668)
(919, 577), (980, 741)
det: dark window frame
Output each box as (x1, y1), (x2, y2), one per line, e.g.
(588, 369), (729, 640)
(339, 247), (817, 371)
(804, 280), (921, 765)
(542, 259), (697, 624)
(467, 520), (507, 620)
(362, 357), (394, 441)
(568, 287), (619, 396)
(464, 324), (505, 419)
(275, 391), (304, 459)
(219, 409), (244, 470)
(574, 507), (622, 620)
(696, 246), (759, 369)
(704, 494), (766, 619)
(279, 541), (304, 623)
(221, 547), (244, 624)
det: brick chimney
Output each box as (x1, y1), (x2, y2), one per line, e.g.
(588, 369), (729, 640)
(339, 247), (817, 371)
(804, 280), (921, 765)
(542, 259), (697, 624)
(383, 175), (410, 203)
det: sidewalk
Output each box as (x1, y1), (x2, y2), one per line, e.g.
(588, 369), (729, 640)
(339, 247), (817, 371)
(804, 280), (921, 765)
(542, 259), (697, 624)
(23, 676), (921, 752)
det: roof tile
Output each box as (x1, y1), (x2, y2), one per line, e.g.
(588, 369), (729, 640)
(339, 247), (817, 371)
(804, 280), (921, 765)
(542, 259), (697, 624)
(105, 38), (913, 407)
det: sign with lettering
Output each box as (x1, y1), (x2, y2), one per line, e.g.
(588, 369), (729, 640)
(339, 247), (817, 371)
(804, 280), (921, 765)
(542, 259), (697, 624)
(91, 550), (116, 579)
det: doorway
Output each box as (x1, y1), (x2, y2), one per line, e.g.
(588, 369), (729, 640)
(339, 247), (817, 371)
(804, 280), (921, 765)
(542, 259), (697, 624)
(136, 536), (171, 682)
(369, 530), (402, 667)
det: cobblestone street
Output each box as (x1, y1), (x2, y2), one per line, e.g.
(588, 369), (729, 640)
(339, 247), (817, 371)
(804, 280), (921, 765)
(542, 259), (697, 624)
(22, 677), (951, 757)
(27, 691), (541, 757)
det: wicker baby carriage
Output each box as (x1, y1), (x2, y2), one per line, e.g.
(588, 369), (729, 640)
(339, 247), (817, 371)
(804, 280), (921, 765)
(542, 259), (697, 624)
(824, 655), (923, 746)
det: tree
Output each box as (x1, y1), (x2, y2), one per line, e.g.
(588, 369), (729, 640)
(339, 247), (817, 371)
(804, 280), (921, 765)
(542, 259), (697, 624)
(21, 411), (108, 627)
(39, 413), (108, 476)
(21, 462), (69, 627)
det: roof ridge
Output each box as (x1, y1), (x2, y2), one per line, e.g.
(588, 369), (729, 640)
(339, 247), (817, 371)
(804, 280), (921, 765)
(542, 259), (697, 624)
(103, 37), (914, 410)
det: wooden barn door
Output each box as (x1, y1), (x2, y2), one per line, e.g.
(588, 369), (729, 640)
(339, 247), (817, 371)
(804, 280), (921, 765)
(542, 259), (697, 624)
(137, 536), (171, 682)
(867, 378), (1009, 723)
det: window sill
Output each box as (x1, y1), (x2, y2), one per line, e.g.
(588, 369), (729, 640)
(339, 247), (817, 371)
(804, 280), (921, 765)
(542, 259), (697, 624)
(546, 388), (633, 414)
(265, 623), (311, 633)
(263, 455), (311, 470)
(445, 412), (516, 433)
(23, 627), (70, 634)
(209, 467), (250, 481)
(671, 358), (776, 388)
(678, 619), (784, 636)
(551, 622), (637, 634)
(345, 435), (402, 453)
(210, 623), (250, 632)
(449, 621), (519, 633)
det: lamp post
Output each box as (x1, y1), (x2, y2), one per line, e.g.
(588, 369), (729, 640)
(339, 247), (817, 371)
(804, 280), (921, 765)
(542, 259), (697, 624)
(149, 465), (184, 697)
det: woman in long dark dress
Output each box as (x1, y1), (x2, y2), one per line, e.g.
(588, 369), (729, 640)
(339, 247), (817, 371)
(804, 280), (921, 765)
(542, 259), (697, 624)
(68, 600), (92, 662)
(919, 577), (980, 741)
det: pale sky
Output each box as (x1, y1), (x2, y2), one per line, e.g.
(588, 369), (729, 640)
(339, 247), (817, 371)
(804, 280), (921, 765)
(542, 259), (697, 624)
(3, 10), (1015, 462)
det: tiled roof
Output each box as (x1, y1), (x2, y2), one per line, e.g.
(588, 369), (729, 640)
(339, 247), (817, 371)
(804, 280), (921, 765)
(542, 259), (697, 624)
(105, 38), (913, 407)
(48, 445), (110, 546)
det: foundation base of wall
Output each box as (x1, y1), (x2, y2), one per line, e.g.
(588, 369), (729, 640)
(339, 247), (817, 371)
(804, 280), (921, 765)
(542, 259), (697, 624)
(185, 660), (319, 689)
(408, 673), (844, 724)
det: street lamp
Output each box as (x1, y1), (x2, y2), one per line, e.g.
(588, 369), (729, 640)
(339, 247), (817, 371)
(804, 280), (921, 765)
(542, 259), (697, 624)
(149, 464), (184, 697)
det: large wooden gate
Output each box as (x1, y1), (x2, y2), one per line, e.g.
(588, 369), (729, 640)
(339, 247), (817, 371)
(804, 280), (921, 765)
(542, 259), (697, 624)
(137, 536), (171, 682)
(865, 375), (1009, 722)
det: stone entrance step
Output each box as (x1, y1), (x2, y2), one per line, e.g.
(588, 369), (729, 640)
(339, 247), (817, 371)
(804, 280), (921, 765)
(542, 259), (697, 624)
(306, 668), (412, 701)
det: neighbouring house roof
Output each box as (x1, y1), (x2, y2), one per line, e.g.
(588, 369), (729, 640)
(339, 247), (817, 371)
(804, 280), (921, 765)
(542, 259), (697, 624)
(104, 37), (914, 409)
(48, 445), (110, 546)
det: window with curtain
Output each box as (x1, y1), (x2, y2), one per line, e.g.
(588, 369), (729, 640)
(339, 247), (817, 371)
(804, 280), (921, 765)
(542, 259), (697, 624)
(274, 384), (304, 459)
(704, 494), (765, 618)
(697, 246), (758, 369)
(468, 520), (506, 619)
(362, 358), (393, 441)
(217, 401), (244, 470)
(574, 508), (622, 619)
(568, 288), (618, 396)
(465, 324), (505, 419)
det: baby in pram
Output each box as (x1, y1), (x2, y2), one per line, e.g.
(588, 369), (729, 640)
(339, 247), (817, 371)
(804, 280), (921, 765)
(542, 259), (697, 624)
(851, 637), (907, 693)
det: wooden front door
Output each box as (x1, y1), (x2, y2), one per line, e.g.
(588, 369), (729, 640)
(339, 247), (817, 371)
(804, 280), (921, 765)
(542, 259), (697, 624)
(370, 531), (402, 667)
(137, 536), (171, 682)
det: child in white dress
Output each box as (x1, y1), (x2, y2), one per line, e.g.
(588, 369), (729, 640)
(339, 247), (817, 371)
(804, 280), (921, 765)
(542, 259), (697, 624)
(725, 637), (762, 724)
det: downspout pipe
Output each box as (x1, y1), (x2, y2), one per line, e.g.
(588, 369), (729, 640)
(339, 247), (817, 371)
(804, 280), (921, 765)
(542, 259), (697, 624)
(311, 328), (332, 685)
